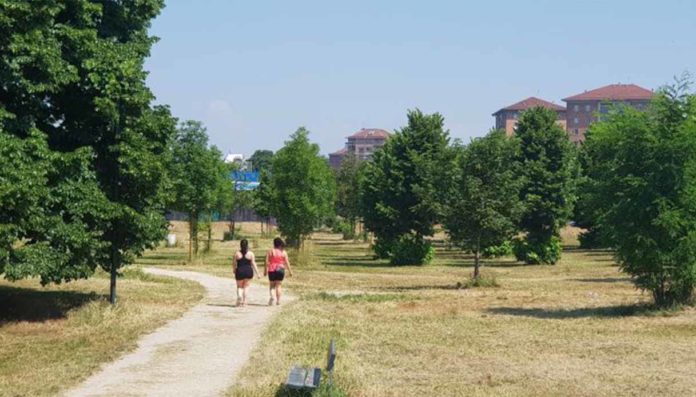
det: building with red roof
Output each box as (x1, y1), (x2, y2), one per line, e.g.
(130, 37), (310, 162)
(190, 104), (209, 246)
(329, 128), (391, 169)
(492, 97), (566, 136)
(563, 83), (653, 142)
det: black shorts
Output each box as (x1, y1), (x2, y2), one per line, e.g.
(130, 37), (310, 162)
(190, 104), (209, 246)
(235, 266), (254, 281)
(268, 270), (285, 282)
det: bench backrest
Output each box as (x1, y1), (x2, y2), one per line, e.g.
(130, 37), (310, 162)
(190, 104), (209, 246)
(326, 339), (337, 372)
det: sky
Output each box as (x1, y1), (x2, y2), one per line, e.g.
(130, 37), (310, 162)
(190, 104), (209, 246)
(145, 0), (696, 156)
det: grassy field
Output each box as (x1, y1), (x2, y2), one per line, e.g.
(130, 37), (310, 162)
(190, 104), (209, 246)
(149, 222), (696, 396)
(0, 267), (204, 397)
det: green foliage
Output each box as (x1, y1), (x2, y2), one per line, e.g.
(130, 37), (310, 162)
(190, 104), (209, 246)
(0, 0), (174, 303)
(443, 130), (522, 275)
(512, 235), (562, 265)
(482, 240), (514, 258)
(169, 121), (230, 259)
(515, 107), (578, 264)
(360, 110), (452, 265)
(583, 77), (696, 306)
(335, 153), (363, 238)
(332, 218), (356, 240)
(260, 128), (336, 245)
(389, 234), (435, 266)
(249, 149), (274, 173)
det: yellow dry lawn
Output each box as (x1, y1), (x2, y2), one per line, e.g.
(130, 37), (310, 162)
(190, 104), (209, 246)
(125, 222), (696, 396)
(0, 268), (204, 397)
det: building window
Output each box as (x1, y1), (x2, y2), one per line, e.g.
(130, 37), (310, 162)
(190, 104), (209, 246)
(573, 104), (579, 112)
(574, 117), (579, 125)
(585, 104), (591, 112)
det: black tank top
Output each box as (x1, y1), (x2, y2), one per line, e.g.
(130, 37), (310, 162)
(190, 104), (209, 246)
(238, 253), (251, 267)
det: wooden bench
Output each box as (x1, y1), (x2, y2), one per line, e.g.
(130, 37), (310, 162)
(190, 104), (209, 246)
(285, 340), (336, 391)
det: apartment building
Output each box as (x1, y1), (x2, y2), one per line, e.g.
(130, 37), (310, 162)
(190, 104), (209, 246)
(563, 84), (653, 143)
(329, 128), (390, 169)
(492, 97), (567, 136)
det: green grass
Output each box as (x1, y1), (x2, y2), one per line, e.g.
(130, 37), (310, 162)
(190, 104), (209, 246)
(0, 266), (204, 397)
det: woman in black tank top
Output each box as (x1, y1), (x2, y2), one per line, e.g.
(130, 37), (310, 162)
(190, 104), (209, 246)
(233, 239), (260, 306)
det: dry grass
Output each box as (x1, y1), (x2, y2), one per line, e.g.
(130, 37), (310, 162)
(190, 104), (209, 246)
(138, 223), (696, 396)
(233, 232), (696, 396)
(0, 267), (204, 397)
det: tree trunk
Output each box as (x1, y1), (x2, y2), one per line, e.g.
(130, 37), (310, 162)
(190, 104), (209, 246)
(473, 249), (481, 279)
(109, 250), (118, 305)
(206, 212), (212, 252)
(192, 216), (199, 256)
(188, 214), (193, 262)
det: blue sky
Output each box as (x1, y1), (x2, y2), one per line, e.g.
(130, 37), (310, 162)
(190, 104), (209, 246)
(145, 0), (696, 155)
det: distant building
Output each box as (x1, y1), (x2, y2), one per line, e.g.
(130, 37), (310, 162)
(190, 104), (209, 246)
(492, 97), (566, 136)
(224, 153), (245, 164)
(329, 128), (390, 169)
(563, 83), (653, 143)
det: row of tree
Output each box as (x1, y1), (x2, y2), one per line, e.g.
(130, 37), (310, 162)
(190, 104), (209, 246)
(323, 81), (696, 307)
(354, 107), (577, 272)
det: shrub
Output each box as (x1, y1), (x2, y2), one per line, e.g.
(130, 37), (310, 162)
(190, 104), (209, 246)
(482, 241), (513, 258)
(389, 235), (435, 266)
(513, 236), (562, 265)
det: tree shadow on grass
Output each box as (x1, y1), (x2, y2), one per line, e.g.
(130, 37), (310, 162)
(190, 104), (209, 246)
(487, 304), (650, 319)
(572, 277), (631, 283)
(0, 285), (102, 324)
(383, 284), (461, 291)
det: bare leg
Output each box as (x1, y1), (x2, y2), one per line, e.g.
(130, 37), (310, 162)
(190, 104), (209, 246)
(235, 280), (243, 306)
(275, 282), (282, 305)
(268, 281), (275, 305)
(242, 280), (250, 306)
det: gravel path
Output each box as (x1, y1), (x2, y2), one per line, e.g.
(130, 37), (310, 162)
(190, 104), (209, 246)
(66, 268), (290, 397)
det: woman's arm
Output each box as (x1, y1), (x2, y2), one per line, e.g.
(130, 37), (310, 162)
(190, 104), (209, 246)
(232, 252), (238, 273)
(284, 251), (293, 277)
(264, 251), (269, 276)
(250, 252), (261, 278)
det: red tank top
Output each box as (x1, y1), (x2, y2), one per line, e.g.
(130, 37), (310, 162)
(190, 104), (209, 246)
(268, 249), (285, 272)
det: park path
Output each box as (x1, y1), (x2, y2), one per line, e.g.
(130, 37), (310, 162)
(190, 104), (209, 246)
(66, 268), (292, 397)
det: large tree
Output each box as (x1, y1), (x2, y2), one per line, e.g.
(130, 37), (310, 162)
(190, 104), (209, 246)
(0, 0), (175, 304)
(261, 128), (336, 246)
(514, 107), (578, 265)
(444, 131), (522, 278)
(583, 80), (696, 306)
(170, 121), (229, 260)
(360, 110), (452, 265)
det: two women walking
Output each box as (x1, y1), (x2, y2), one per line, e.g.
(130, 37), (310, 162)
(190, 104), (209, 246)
(232, 237), (293, 307)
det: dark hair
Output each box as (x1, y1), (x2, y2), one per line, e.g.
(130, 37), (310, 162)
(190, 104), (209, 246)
(273, 237), (284, 249)
(240, 239), (249, 255)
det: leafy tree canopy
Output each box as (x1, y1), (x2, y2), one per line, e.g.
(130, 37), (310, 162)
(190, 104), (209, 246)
(359, 109), (452, 264)
(583, 78), (696, 306)
(514, 107), (578, 264)
(0, 0), (174, 303)
(261, 128), (336, 245)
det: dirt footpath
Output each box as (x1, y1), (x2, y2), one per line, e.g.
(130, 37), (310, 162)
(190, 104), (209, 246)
(65, 268), (290, 397)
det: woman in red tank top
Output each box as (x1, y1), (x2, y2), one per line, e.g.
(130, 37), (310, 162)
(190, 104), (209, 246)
(264, 237), (293, 305)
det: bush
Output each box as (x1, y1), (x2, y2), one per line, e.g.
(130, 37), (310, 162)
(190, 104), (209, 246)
(482, 241), (513, 258)
(389, 235), (435, 266)
(331, 219), (355, 240)
(513, 236), (562, 265)
(578, 228), (608, 249)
